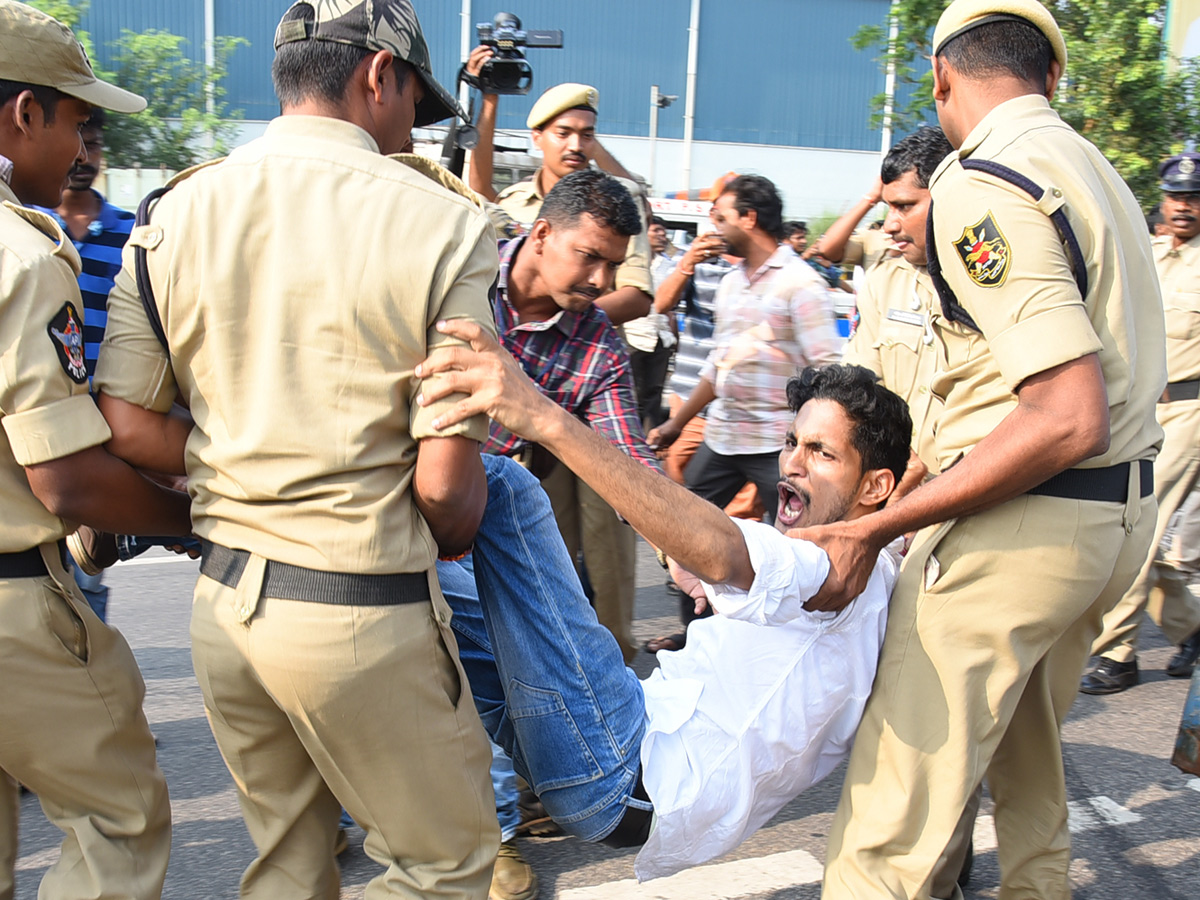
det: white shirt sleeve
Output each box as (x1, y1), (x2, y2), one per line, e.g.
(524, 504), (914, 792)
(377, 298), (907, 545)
(702, 518), (831, 626)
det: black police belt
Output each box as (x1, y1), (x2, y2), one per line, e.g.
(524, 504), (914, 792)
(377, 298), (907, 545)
(200, 541), (430, 606)
(1161, 379), (1200, 403)
(1027, 459), (1154, 503)
(0, 540), (66, 579)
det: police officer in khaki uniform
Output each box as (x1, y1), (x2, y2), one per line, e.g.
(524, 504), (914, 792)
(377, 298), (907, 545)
(0, 4), (182, 898)
(94, 2), (499, 897)
(1081, 153), (1200, 692)
(843, 127), (954, 477)
(799, 3), (1164, 899)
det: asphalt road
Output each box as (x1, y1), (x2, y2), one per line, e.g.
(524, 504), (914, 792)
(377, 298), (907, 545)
(10, 543), (1200, 899)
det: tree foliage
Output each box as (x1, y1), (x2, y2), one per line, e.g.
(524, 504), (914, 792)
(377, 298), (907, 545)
(26, 0), (247, 170)
(853, 0), (1200, 208)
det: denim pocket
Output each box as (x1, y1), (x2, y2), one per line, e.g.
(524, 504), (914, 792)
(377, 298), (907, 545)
(507, 679), (604, 792)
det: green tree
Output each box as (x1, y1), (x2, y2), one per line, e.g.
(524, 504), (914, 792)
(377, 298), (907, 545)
(26, 0), (248, 170)
(853, 0), (1200, 207)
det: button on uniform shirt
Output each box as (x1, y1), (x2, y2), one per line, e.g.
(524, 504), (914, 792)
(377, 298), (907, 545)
(928, 95), (1165, 473)
(843, 256), (942, 473)
(635, 519), (895, 881)
(95, 116), (498, 574)
(481, 236), (659, 469)
(1154, 231), (1200, 384)
(0, 177), (112, 552)
(701, 246), (842, 455)
(495, 170), (654, 298)
(35, 190), (134, 379)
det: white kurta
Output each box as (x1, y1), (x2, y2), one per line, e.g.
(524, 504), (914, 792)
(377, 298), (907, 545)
(635, 519), (895, 881)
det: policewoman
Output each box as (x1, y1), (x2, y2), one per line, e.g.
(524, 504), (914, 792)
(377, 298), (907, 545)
(812, 2), (1165, 898)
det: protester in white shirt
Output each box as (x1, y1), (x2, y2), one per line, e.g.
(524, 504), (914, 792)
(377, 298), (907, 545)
(419, 334), (913, 881)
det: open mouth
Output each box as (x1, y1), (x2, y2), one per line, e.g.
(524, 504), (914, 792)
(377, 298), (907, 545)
(776, 480), (808, 528)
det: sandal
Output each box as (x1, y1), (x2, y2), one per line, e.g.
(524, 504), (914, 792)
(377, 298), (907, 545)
(643, 632), (687, 654)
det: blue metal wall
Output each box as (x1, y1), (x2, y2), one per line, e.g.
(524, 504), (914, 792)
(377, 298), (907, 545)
(79, 0), (895, 152)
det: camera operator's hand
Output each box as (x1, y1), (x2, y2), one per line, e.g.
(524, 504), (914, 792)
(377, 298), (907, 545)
(466, 45), (496, 95)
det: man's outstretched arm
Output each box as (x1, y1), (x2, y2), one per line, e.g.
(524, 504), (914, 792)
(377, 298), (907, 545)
(416, 319), (755, 590)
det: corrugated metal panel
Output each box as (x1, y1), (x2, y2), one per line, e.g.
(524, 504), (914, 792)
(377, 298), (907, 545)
(78, 0), (895, 150)
(694, 0), (890, 150)
(81, 0), (206, 69)
(444, 1), (693, 140)
(217, 1), (291, 120)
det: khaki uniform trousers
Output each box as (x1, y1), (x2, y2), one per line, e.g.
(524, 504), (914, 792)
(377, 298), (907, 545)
(0, 545), (170, 900)
(1092, 400), (1200, 661)
(822, 486), (1155, 900)
(190, 561), (497, 900)
(539, 464), (639, 664)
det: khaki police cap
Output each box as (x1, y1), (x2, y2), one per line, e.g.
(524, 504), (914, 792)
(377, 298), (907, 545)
(527, 83), (599, 130)
(0, 0), (145, 114)
(932, 0), (1067, 72)
(274, 0), (463, 127)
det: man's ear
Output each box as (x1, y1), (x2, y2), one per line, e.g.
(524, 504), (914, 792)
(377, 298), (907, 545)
(1044, 58), (1063, 102)
(857, 467), (896, 510)
(529, 218), (551, 253)
(10, 91), (38, 137)
(530, 127), (544, 153)
(365, 50), (396, 105)
(931, 55), (950, 103)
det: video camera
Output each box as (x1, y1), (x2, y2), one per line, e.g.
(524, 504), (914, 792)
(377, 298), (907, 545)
(475, 13), (563, 95)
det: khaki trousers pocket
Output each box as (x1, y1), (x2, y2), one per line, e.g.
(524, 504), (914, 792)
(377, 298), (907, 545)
(38, 580), (89, 664)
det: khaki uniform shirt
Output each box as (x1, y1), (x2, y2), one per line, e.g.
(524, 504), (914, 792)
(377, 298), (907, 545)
(496, 169), (653, 296)
(841, 228), (891, 272)
(842, 257), (942, 473)
(927, 95), (1165, 473)
(95, 116), (498, 574)
(0, 180), (112, 553)
(1154, 232), (1200, 384)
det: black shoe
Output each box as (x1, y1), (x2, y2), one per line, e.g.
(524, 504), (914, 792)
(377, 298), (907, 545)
(1166, 629), (1200, 677)
(1079, 657), (1139, 694)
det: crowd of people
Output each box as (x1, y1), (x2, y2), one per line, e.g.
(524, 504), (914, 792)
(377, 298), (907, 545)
(1, 1), (1198, 899)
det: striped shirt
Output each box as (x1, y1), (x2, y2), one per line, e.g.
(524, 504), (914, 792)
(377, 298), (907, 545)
(37, 190), (135, 379)
(666, 256), (734, 405)
(702, 245), (842, 455)
(482, 236), (659, 468)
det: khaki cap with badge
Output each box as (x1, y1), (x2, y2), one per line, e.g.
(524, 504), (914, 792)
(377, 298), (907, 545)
(527, 82), (599, 129)
(0, 0), (144, 112)
(932, 0), (1068, 71)
(274, 0), (462, 127)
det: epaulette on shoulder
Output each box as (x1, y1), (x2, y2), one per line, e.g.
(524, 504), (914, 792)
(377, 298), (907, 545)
(388, 153), (486, 210)
(3, 202), (66, 245)
(165, 156), (227, 189)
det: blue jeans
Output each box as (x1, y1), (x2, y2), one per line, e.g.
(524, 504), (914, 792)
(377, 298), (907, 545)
(67, 555), (108, 622)
(437, 454), (648, 842)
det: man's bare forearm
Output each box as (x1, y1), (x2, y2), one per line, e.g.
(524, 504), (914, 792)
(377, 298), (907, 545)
(592, 140), (635, 182)
(26, 446), (192, 535)
(467, 94), (499, 202)
(596, 285), (652, 326)
(533, 401), (754, 588)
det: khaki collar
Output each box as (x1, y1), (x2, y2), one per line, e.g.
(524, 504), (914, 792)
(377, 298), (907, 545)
(265, 114), (381, 155)
(957, 93), (1057, 158)
(0, 177), (17, 206)
(1156, 230), (1200, 263)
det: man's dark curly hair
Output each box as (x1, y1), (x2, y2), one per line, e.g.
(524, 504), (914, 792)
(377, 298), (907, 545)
(786, 365), (912, 486)
(539, 169), (642, 238)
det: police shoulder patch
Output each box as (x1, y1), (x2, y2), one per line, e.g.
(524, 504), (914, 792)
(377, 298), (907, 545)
(953, 211), (1011, 288)
(47, 301), (88, 384)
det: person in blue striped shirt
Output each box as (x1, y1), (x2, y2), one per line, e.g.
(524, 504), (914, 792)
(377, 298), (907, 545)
(34, 109), (133, 620)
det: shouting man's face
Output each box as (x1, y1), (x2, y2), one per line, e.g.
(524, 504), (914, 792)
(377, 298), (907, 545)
(776, 399), (869, 532)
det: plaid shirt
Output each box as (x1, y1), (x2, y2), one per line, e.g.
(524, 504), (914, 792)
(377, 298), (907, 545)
(482, 237), (660, 469)
(702, 245), (842, 455)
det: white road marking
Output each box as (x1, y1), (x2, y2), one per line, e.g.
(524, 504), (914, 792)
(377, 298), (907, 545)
(115, 554), (199, 568)
(1086, 795), (1142, 827)
(558, 848), (824, 900)
(972, 794), (1141, 860)
(1188, 778), (1200, 794)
